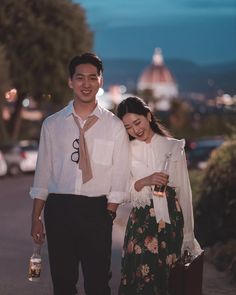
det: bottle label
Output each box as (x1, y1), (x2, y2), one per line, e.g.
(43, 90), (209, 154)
(28, 259), (41, 280)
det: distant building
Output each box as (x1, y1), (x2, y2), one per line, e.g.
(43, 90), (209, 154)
(137, 48), (178, 110)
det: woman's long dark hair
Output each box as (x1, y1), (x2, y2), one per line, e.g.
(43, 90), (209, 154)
(117, 96), (171, 140)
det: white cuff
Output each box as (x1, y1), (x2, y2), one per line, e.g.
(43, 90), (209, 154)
(131, 181), (152, 208)
(29, 187), (48, 201)
(181, 238), (203, 256)
(107, 191), (130, 204)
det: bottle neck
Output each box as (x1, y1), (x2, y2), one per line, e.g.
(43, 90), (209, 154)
(162, 153), (171, 172)
(33, 244), (41, 255)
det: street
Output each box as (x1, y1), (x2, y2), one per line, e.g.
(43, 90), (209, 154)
(0, 174), (129, 295)
(0, 175), (235, 295)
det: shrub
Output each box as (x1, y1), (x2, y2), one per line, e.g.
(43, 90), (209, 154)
(207, 240), (236, 280)
(195, 140), (236, 247)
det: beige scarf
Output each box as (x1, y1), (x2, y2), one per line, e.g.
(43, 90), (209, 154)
(72, 114), (98, 183)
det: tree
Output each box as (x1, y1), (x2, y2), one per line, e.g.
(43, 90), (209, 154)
(0, 0), (93, 140)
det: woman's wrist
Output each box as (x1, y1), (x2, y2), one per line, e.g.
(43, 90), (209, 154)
(134, 179), (142, 192)
(134, 178), (147, 192)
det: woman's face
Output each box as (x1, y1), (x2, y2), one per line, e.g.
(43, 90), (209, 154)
(122, 112), (154, 143)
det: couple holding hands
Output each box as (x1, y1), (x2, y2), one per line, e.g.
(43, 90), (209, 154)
(30, 52), (201, 295)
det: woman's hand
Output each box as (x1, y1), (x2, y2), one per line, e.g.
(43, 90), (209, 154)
(134, 172), (169, 192)
(146, 172), (169, 187)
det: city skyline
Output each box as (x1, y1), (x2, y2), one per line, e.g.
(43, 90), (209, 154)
(75, 0), (236, 65)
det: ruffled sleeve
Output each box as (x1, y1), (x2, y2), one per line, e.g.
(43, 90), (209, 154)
(130, 178), (152, 208)
(174, 140), (203, 256)
(127, 140), (154, 208)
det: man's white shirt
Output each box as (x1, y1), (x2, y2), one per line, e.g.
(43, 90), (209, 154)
(30, 100), (130, 203)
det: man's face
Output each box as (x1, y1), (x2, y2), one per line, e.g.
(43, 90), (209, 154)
(69, 63), (103, 104)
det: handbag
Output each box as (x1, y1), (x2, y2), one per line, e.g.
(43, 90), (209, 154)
(169, 250), (204, 295)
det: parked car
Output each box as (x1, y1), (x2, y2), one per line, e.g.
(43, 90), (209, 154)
(0, 140), (38, 176)
(0, 150), (8, 177)
(186, 138), (224, 169)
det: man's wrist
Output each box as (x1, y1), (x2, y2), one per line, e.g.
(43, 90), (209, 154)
(32, 216), (42, 222)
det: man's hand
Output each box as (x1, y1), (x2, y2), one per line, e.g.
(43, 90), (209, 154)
(106, 203), (118, 221)
(31, 218), (45, 244)
(107, 202), (118, 212)
(31, 198), (46, 244)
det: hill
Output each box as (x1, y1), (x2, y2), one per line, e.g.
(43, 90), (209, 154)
(102, 58), (236, 97)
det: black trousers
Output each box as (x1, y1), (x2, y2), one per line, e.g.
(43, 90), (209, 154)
(44, 194), (112, 295)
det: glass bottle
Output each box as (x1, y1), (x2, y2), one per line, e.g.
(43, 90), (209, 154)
(153, 152), (172, 197)
(28, 244), (42, 282)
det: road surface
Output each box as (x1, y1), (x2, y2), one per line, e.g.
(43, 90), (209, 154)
(0, 175), (235, 294)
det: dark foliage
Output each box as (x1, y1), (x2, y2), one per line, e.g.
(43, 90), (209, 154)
(0, 0), (93, 139)
(195, 140), (236, 246)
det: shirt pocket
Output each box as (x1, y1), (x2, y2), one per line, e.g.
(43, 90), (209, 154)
(92, 139), (114, 166)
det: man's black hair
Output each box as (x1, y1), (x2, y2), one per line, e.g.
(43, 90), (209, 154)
(68, 52), (103, 78)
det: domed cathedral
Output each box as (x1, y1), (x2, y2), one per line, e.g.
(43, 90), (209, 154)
(137, 48), (178, 110)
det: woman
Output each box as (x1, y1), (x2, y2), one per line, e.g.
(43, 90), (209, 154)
(117, 96), (202, 295)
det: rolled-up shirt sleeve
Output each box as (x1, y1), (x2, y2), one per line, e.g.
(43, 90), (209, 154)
(107, 124), (131, 204)
(175, 142), (202, 255)
(30, 122), (52, 201)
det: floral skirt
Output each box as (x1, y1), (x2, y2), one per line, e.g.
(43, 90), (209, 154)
(118, 187), (184, 295)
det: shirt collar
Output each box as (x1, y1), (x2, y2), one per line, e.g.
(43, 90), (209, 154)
(64, 99), (103, 120)
(64, 100), (74, 117)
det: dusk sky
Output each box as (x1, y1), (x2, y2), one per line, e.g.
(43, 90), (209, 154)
(75, 0), (236, 65)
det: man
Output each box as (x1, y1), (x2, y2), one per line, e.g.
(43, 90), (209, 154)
(30, 52), (130, 295)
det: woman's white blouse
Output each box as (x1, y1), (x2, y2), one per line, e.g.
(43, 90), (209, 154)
(128, 134), (202, 256)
